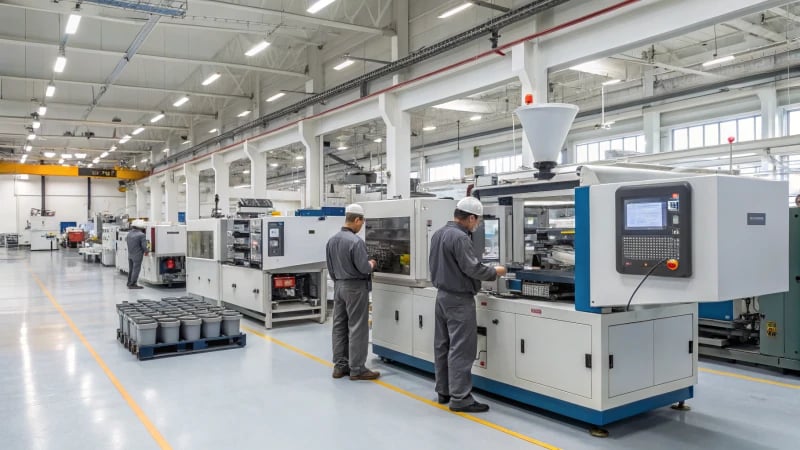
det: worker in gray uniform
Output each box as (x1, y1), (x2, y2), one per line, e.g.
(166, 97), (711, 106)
(429, 197), (506, 413)
(326, 204), (380, 381)
(126, 220), (148, 289)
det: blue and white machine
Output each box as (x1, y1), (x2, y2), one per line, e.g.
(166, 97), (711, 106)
(365, 103), (788, 428)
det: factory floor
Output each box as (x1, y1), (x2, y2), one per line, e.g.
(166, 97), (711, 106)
(2, 248), (799, 450)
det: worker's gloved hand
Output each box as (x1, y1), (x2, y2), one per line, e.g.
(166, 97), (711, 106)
(494, 266), (507, 277)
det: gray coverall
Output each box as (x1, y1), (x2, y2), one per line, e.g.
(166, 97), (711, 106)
(126, 229), (148, 287)
(429, 221), (497, 408)
(326, 227), (373, 375)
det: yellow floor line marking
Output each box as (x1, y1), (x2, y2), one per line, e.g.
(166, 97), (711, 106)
(242, 325), (561, 450)
(28, 266), (172, 450)
(700, 367), (800, 390)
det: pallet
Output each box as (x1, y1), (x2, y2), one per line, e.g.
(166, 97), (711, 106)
(116, 329), (246, 360)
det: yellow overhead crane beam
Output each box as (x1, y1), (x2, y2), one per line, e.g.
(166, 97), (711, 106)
(0, 162), (149, 181)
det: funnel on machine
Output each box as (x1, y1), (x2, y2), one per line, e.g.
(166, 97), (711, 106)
(515, 103), (579, 180)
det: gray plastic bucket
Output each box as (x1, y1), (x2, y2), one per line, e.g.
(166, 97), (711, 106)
(157, 318), (180, 344)
(133, 317), (158, 346)
(179, 315), (202, 341)
(198, 313), (222, 338)
(221, 311), (242, 336)
(124, 313), (146, 338)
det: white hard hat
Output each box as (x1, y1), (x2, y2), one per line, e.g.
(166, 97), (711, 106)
(456, 197), (483, 217)
(131, 219), (146, 229)
(345, 204), (365, 216)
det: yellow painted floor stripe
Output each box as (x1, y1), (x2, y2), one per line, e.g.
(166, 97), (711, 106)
(700, 367), (800, 390)
(28, 267), (172, 450)
(242, 325), (561, 450)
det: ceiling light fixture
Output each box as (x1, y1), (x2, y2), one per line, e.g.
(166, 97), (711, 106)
(373, 138), (383, 143)
(24, 145), (32, 152)
(45, 83), (56, 97)
(58, 158), (64, 164)
(132, 127), (145, 135)
(173, 96), (189, 107)
(295, 155), (304, 160)
(44, 151), (56, 158)
(132, 165), (137, 168)
(267, 92), (286, 102)
(470, 115), (482, 121)
(162, 148), (169, 153)
(87, 163), (93, 168)
(141, 158), (147, 163)
(100, 152), (109, 158)
(74, 153), (86, 159)
(201, 73), (221, 86)
(270, 163), (278, 167)
(27, 133), (36, 141)
(65, 14), (82, 34)
(54, 53), (67, 73)
(38, 105), (47, 116)
(243, 170), (250, 174)
(209, 128), (218, 133)
(602, 79), (622, 86)
(422, 126), (437, 131)
(119, 135), (131, 144)
(245, 40), (270, 57)
(182, 139), (191, 145)
(238, 110), (251, 117)
(61, 153), (73, 159)
(337, 145), (348, 150)
(333, 59), (354, 71)
(32, 119), (41, 129)
(438, 2), (472, 18)
(92, 157), (100, 163)
(109, 145), (117, 152)
(150, 113), (164, 123)
(307, 0), (336, 14)
(702, 55), (735, 67)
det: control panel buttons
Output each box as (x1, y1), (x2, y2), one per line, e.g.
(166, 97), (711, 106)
(666, 259), (679, 271)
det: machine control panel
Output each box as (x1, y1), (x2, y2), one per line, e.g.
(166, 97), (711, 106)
(267, 221), (285, 257)
(615, 182), (692, 277)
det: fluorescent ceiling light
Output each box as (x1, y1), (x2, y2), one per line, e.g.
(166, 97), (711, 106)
(201, 73), (221, 86)
(150, 113), (164, 123)
(702, 55), (735, 67)
(100, 152), (109, 158)
(92, 157), (100, 163)
(337, 145), (348, 150)
(422, 126), (437, 131)
(27, 133), (36, 141)
(45, 83), (56, 97)
(243, 169), (250, 174)
(245, 40), (270, 57)
(266, 92), (285, 102)
(237, 110), (251, 117)
(58, 158), (64, 164)
(132, 165), (137, 168)
(233, 184), (251, 189)
(65, 14), (81, 34)
(162, 148), (169, 153)
(38, 105), (47, 116)
(44, 151), (56, 158)
(119, 135), (131, 144)
(470, 115), (482, 121)
(109, 146), (117, 152)
(307, 0), (336, 14)
(333, 59), (354, 71)
(373, 138), (383, 143)
(132, 127), (145, 135)
(61, 153), (72, 159)
(173, 96), (189, 107)
(32, 120), (41, 129)
(270, 163), (279, 167)
(54, 56), (67, 73)
(295, 155), (304, 160)
(601, 79), (622, 86)
(24, 145), (32, 152)
(433, 99), (493, 113)
(209, 128), (218, 133)
(182, 140), (191, 145)
(438, 2), (472, 19)
(141, 158), (148, 163)
(87, 164), (93, 168)
(74, 153), (86, 159)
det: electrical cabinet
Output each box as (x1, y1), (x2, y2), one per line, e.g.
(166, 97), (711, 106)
(372, 284), (413, 354)
(412, 288), (437, 362)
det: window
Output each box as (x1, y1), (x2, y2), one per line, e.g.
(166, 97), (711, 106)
(428, 163), (461, 182)
(479, 154), (525, 174)
(575, 134), (646, 163)
(410, 171), (419, 179)
(672, 114), (761, 151)
(788, 110), (800, 136)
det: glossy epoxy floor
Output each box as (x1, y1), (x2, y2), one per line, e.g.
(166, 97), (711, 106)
(2, 248), (800, 450)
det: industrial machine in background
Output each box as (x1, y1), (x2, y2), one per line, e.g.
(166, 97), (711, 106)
(115, 229), (129, 272)
(698, 208), (800, 372)
(219, 215), (341, 328)
(101, 224), (120, 266)
(365, 102), (788, 432)
(29, 215), (60, 251)
(115, 223), (186, 286)
(186, 218), (228, 302)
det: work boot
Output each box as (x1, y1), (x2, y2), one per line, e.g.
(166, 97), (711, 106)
(128, 285), (144, 289)
(332, 367), (350, 379)
(450, 401), (490, 413)
(349, 369), (380, 381)
(437, 394), (451, 404)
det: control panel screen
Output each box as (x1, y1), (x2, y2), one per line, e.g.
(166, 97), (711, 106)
(616, 182), (692, 277)
(625, 201), (666, 230)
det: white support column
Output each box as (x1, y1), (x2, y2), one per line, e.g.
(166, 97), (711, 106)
(643, 111), (661, 153)
(135, 181), (148, 218)
(184, 163), (200, 220)
(512, 40), (547, 168)
(211, 153), (230, 216)
(244, 140), (267, 199)
(758, 88), (778, 139)
(299, 120), (322, 208)
(379, 93), (411, 199)
(164, 170), (179, 223)
(125, 186), (136, 217)
(306, 46), (325, 116)
(392, 0), (409, 85)
(149, 176), (164, 223)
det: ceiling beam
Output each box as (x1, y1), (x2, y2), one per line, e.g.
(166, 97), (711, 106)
(190, 0), (390, 36)
(0, 162), (149, 180)
(0, 116), (189, 131)
(0, 132), (165, 143)
(0, 99), (215, 119)
(769, 7), (800, 24)
(725, 18), (786, 43)
(0, 74), (249, 100)
(0, 35), (306, 79)
(20, 145), (150, 154)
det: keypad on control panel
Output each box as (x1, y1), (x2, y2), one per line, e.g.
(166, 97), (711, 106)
(622, 236), (680, 260)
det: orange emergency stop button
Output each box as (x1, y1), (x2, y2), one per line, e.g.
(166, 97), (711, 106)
(666, 259), (679, 271)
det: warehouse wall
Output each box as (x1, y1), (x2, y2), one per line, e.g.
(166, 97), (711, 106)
(0, 175), (126, 240)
